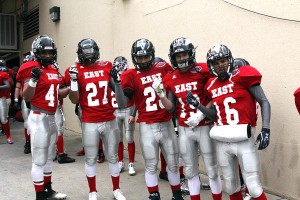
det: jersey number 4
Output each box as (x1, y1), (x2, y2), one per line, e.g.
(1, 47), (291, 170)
(45, 84), (59, 107)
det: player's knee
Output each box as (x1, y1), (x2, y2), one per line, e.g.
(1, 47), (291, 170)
(85, 157), (97, 166)
(184, 166), (198, 179)
(145, 160), (158, 174)
(125, 133), (134, 143)
(58, 126), (64, 134)
(206, 164), (219, 179)
(224, 177), (240, 195)
(33, 154), (47, 166)
(0, 116), (7, 124)
(248, 184), (263, 198)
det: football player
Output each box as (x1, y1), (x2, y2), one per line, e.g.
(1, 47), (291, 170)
(53, 62), (75, 164)
(0, 59), (13, 144)
(117, 38), (183, 200)
(152, 37), (222, 200)
(22, 35), (69, 200)
(68, 38), (126, 200)
(15, 55), (36, 153)
(186, 44), (271, 200)
(111, 56), (137, 176)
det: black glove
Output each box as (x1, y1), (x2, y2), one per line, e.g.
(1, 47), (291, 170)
(256, 128), (270, 150)
(110, 67), (121, 83)
(186, 91), (199, 108)
(13, 102), (21, 111)
(69, 66), (78, 81)
(31, 67), (42, 82)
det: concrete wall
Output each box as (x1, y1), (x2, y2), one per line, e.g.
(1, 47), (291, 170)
(4, 0), (300, 199)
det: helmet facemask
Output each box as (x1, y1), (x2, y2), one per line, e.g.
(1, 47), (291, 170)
(113, 56), (128, 74)
(77, 39), (100, 65)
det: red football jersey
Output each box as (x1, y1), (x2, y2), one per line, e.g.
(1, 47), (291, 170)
(205, 66), (262, 126)
(75, 61), (115, 123)
(121, 62), (173, 123)
(21, 64), (60, 113)
(0, 71), (10, 98)
(64, 66), (71, 87)
(16, 60), (41, 93)
(163, 63), (212, 126)
(293, 87), (300, 114)
(111, 90), (134, 109)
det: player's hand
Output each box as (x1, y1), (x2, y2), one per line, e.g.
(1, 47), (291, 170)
(152, 77), (165, 98)
(128, 116), (135, 124)
(30, 67), (42, 82)
(110, 67), (121, 83)
(256, 128), (270, 150)
(69, 66), (78, 82)
(186, 91), (199, 108)
(13, 102), (21, 111)
(184, 111), (205, 128)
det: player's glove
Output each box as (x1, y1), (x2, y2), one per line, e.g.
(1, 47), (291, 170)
(186, 91), (199, 108)
(69, 66), (78, 82)
(13, 102), (21, 111)
(110, 67), (121, 83)
(30, 67), (42, 82)
(184, 110), (205, 128)
(256, 128), (270, 150)
(152, 77), (165, 98)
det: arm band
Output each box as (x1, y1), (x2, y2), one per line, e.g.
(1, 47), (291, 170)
(70, 81), (78, 91)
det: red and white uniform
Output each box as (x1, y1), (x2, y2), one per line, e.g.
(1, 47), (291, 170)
(24, 63), (60, 168)
(16, 61), (39, 129)
(121, 62), (180, 193)
(72, 60), (120, 169)
(76, 61), (115, 123)
(205, 66), (265, 197)
(0, 71), (10, 124)
(163, 63), (222, 197)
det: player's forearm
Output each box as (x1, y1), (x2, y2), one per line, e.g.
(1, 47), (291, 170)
(23, 83), (36, 101)
(114, 82), (129, 109)
(197, 103), (217, 122)
(160, 96), (174, 112)
(249, 85), (271, 128)
(69, 90), (79, 104)
(58, 87), (70, 100)
(14, 87), (20, 99)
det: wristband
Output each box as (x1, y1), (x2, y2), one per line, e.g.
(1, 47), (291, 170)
(14, 98), (18, 102)
(70, 81), (78, 91)
(28, 79), (37, 87)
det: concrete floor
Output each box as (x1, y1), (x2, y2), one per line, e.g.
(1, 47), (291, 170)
(0, 120), (287, 200)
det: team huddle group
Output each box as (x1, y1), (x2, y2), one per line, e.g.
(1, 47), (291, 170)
(5, 34), (271, 200)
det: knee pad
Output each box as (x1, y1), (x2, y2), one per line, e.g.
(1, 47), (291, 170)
(58, 126), (64, 134)
(125, 131), (134, 143)
(205, 164), (219, 179)
(32, 148), (48, 166)
(184, 165), (198, 180)
(244, 173), (263, 198)
(224, 176), (241, 195)
(85, 157), (97, 166)
(145, 158), (158, 174)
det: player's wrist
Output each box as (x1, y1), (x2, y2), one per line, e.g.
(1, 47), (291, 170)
(28, 79), (37, 87)
(70, 81), (78, 91)
(14, 98), (18, 102)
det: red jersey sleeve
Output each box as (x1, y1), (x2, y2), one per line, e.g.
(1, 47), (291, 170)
(236, 66), (262, 89)
(64, 66), (71, 86)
